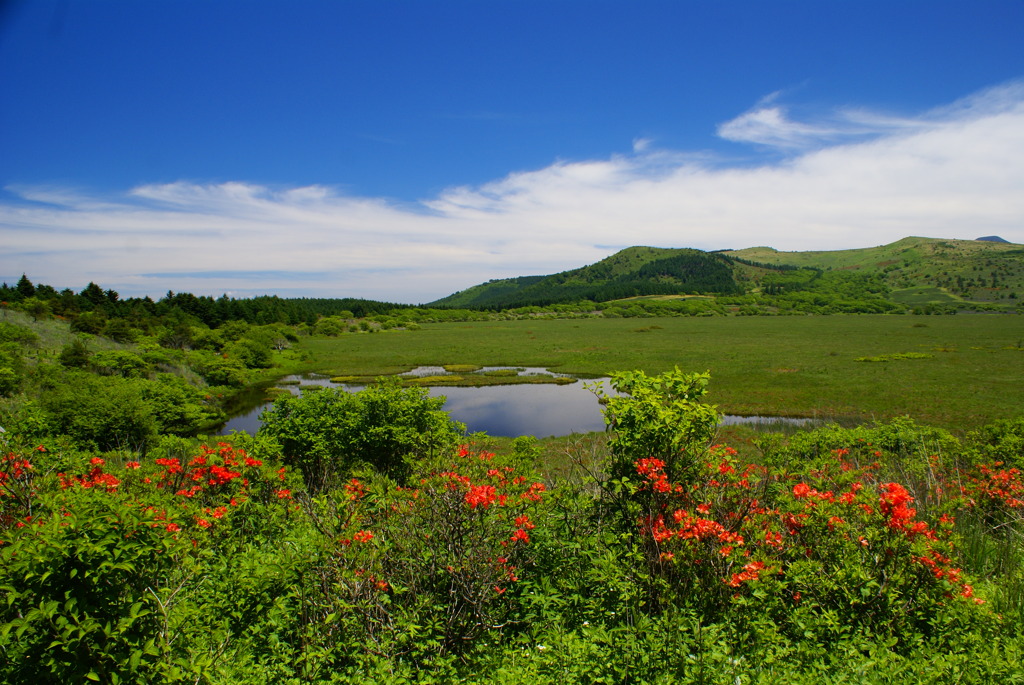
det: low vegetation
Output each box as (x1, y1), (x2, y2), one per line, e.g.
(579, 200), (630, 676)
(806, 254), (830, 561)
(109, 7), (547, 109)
(4, 370), (1024, 682)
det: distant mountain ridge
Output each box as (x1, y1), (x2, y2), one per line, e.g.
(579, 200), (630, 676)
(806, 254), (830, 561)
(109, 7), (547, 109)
(429, 236), (1024, 309)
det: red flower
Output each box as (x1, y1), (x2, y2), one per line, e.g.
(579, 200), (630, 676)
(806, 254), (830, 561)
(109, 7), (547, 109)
(345, 478), (366, 500)
(514, 515), (536, 530)
(521, 482), (546, 502)
(465, 484), (497, 508)
(635, 458), (666, 477)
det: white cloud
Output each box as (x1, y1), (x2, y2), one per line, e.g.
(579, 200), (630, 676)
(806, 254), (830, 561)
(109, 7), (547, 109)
(632, 137), (653, 153)
(3, 81), (1024, 302)
(717, 105), (844, 149)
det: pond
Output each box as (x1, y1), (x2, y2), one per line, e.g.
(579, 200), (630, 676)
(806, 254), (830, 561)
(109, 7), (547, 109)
(214, 370), (827, 438)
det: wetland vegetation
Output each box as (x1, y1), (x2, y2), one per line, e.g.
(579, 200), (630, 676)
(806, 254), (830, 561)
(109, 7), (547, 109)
(2, 245), (1024, 682)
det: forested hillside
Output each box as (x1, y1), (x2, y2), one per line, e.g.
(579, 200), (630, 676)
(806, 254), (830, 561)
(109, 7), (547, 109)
(429, 247), (742, 308)
(430, 236), (1024, 313)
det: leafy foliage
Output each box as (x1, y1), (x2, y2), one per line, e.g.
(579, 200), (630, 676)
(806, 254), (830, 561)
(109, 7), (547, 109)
(3, 368), (1024, 682)
(258, 378), (464, 491)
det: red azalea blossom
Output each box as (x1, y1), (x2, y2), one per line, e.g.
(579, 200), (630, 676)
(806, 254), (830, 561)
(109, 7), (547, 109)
(345, 478), (366, 500)
(514, 515), (536, 529)
(465, 484), (498, 508)
(726, 561), (766, 588)
(521, 482), (546, 502)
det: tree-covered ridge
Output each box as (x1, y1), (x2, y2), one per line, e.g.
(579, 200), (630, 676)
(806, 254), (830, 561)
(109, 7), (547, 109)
(430, 247), (743, 308)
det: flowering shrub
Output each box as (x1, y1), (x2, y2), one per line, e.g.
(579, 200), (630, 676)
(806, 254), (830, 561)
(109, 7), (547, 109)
(588, 369), (991, 646)
(637, 444), (983, 634)
(0, 441), (304, 683)
(3, 367), (1024, 681)
(959, 461), (1024, 533)
(594, 368), (719, 487)
(303, 443), (548, 657)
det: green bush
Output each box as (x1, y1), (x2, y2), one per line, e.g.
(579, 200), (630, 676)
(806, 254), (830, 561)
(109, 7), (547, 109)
(58, 338), (92, 369)
(187, 350), (249, 387)
(40, 373), (156, 451)
(258, 377), (464, 491)
(90, 350), (151, 378)
(140, 374), (225, 435)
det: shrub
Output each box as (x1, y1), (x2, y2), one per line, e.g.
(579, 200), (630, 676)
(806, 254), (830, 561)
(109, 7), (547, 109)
(0, 442), (307, 684)
(258, 377), (463, 491)
(41, 373), (156, 451)
(301, 443), (549, 661)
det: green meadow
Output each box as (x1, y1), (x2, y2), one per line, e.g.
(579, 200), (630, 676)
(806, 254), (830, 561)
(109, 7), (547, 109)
(298, 314), (1024, 431)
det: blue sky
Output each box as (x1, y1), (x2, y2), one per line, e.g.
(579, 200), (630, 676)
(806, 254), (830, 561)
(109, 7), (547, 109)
(2, 1), (1024, 303)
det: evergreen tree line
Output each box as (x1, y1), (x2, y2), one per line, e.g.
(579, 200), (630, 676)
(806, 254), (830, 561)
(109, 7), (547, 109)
(1, 275), (407, 330)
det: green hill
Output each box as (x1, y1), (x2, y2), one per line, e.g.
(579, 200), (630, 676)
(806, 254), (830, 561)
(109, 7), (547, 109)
(430, 237), (1024, 312)
(726, 236), (1024, 305)
(429, 247), (742, 308)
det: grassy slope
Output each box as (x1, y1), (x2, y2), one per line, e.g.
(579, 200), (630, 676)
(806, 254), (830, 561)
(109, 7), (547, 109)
(728, 236), (1024, 304)
(3, 310), (125, 362)
(297, 314), (1024, 432)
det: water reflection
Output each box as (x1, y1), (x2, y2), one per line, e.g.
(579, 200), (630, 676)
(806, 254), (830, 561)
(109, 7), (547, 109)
(217, 376), (610, 437)
(215, 373), (827, 438)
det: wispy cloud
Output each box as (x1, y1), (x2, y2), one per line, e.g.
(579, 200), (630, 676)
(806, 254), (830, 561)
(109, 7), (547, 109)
(3, 81), (1023, 302)
(716, 90), (917, 150)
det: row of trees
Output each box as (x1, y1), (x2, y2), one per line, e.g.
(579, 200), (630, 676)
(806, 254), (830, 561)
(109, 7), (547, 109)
(0, 275), (405, 329)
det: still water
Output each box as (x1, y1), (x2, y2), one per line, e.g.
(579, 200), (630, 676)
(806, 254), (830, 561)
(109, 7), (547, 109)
(215, 372), (822, 438)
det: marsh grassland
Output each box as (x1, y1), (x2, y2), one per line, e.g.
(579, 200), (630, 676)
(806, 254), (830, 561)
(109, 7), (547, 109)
(298, 314), (1024, 431)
